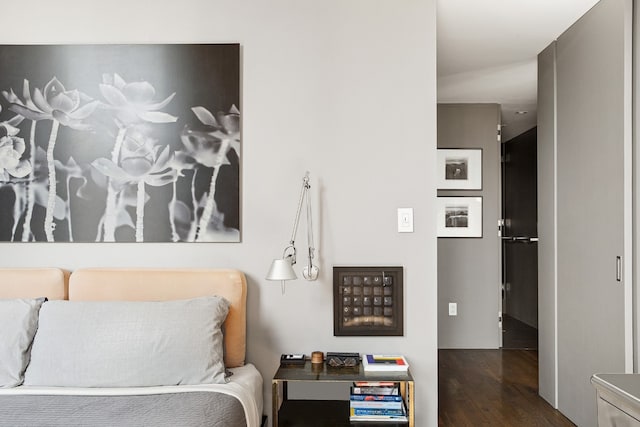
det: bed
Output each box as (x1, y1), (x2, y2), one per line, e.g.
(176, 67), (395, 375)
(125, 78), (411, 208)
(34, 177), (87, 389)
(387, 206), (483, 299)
(0, 267), (263, 427)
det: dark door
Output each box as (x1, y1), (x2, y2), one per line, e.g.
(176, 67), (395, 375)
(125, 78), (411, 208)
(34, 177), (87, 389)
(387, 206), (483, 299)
(501, 127), (538, 349)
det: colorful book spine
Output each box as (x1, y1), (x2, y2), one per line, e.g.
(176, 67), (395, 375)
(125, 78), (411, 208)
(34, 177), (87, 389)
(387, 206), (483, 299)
(350, 407), (406, 416)
(353, 381), (398, 387)
(350, 394), (403, 402)
(351, 386), (399, 395)
(349, 415), (409, 422)
(350, 401), (404, 410)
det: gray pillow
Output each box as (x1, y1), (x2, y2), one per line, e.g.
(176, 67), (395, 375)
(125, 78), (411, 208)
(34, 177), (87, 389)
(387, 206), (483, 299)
(24, 296), (230, 387)
(0, 298), (46, 387)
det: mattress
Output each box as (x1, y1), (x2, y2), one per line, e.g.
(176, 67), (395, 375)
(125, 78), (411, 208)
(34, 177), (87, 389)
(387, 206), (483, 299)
(0, 364), (263, 427)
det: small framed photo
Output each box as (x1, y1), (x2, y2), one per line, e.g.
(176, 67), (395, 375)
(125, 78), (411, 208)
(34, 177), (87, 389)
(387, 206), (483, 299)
(437, 197), (483, 238)
(437, 149), (482, 190)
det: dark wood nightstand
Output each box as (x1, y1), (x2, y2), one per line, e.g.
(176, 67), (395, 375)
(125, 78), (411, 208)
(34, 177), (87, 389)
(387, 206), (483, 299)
(272, 361), (414, 426)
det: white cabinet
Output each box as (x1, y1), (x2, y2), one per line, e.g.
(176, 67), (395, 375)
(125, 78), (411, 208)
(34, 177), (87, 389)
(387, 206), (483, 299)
(592, 374), (640, 427)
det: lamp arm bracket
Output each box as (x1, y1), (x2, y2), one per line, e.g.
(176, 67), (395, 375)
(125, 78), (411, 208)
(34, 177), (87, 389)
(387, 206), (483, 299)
(289, 172), (311, 243)
(284, 171), (319, 281)
(283, 244), (297, 266)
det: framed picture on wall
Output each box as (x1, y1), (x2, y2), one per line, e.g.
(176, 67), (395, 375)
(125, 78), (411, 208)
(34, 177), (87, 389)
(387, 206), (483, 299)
(0, 44), (240, 243)
(437, 148), (482, 190)
(333, 266), (403, 336)
(437, 196), (482, 238)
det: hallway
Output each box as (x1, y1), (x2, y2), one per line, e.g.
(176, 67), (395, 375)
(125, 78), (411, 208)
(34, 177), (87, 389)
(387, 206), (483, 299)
(439, 350), (575, 426)
(502, 315), (538, 350)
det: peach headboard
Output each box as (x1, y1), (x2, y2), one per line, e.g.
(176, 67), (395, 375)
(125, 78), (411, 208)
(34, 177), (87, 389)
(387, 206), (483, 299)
(0, 268), (68, 300)
(68, 268), (247, 368)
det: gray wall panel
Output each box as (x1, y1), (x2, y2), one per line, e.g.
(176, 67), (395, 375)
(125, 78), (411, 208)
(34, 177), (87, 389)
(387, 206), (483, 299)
(634, 0), (640, 374)
(555, 0), (631, 425)
(537, 42), (558, 408)
(437, 104), (501, 349)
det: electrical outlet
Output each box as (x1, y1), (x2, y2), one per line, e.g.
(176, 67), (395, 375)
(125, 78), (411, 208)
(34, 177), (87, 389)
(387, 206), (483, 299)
(448, 302), (457, 316)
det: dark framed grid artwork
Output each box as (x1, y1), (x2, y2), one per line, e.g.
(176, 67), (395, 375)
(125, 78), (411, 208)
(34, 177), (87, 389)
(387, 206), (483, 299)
(0, 44), (240, 242)
(333, 266), (404, 336)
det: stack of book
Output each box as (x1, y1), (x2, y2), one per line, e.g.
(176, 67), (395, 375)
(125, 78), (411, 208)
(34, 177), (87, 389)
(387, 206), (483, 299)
(362, 354), (410, 373)
(349, 381), (408, 422)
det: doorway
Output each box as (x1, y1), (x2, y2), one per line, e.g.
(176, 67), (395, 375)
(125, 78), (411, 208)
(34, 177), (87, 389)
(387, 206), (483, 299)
(501, 127), (538, 349)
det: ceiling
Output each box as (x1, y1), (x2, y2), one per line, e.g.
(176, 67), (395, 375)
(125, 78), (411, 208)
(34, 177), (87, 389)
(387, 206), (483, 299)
(437, 0), (600, 141)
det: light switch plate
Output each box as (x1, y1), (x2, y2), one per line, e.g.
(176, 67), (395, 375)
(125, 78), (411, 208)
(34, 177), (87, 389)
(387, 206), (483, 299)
(397, 208), (414, 233)
(449, 302), (457, 316)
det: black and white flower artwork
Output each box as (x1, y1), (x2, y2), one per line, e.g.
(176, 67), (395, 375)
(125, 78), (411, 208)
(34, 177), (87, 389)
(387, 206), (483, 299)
(0, 44), (240, 242)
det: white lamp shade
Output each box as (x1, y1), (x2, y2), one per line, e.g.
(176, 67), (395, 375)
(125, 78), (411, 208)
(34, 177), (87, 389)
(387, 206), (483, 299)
(266, 259), (297, 281)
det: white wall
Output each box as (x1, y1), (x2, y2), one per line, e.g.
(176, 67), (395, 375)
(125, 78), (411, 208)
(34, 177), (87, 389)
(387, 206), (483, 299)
(0, 1), (438, 425)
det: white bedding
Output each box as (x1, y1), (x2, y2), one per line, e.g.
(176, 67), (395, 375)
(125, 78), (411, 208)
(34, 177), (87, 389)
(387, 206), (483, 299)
(0, 364), (263, 427)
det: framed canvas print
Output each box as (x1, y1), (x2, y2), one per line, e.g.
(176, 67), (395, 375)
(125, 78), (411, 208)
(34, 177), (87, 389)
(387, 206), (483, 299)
(437, 196), (482, 238)
(0, 44), (240, 243)
(437, 148), (482, 190)
(333, 266), (403, 336)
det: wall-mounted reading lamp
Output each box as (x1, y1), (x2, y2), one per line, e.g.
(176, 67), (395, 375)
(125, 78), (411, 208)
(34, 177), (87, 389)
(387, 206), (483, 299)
(266, 172), (319, 293)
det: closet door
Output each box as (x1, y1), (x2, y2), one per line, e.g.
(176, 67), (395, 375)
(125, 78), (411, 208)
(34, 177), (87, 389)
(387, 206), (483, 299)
(556, 0), (632, 426)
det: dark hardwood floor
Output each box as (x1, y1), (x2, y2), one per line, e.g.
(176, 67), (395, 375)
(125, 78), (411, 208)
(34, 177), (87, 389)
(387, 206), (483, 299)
(439, 349), (575, 426)
(502, 314), (538, 350)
